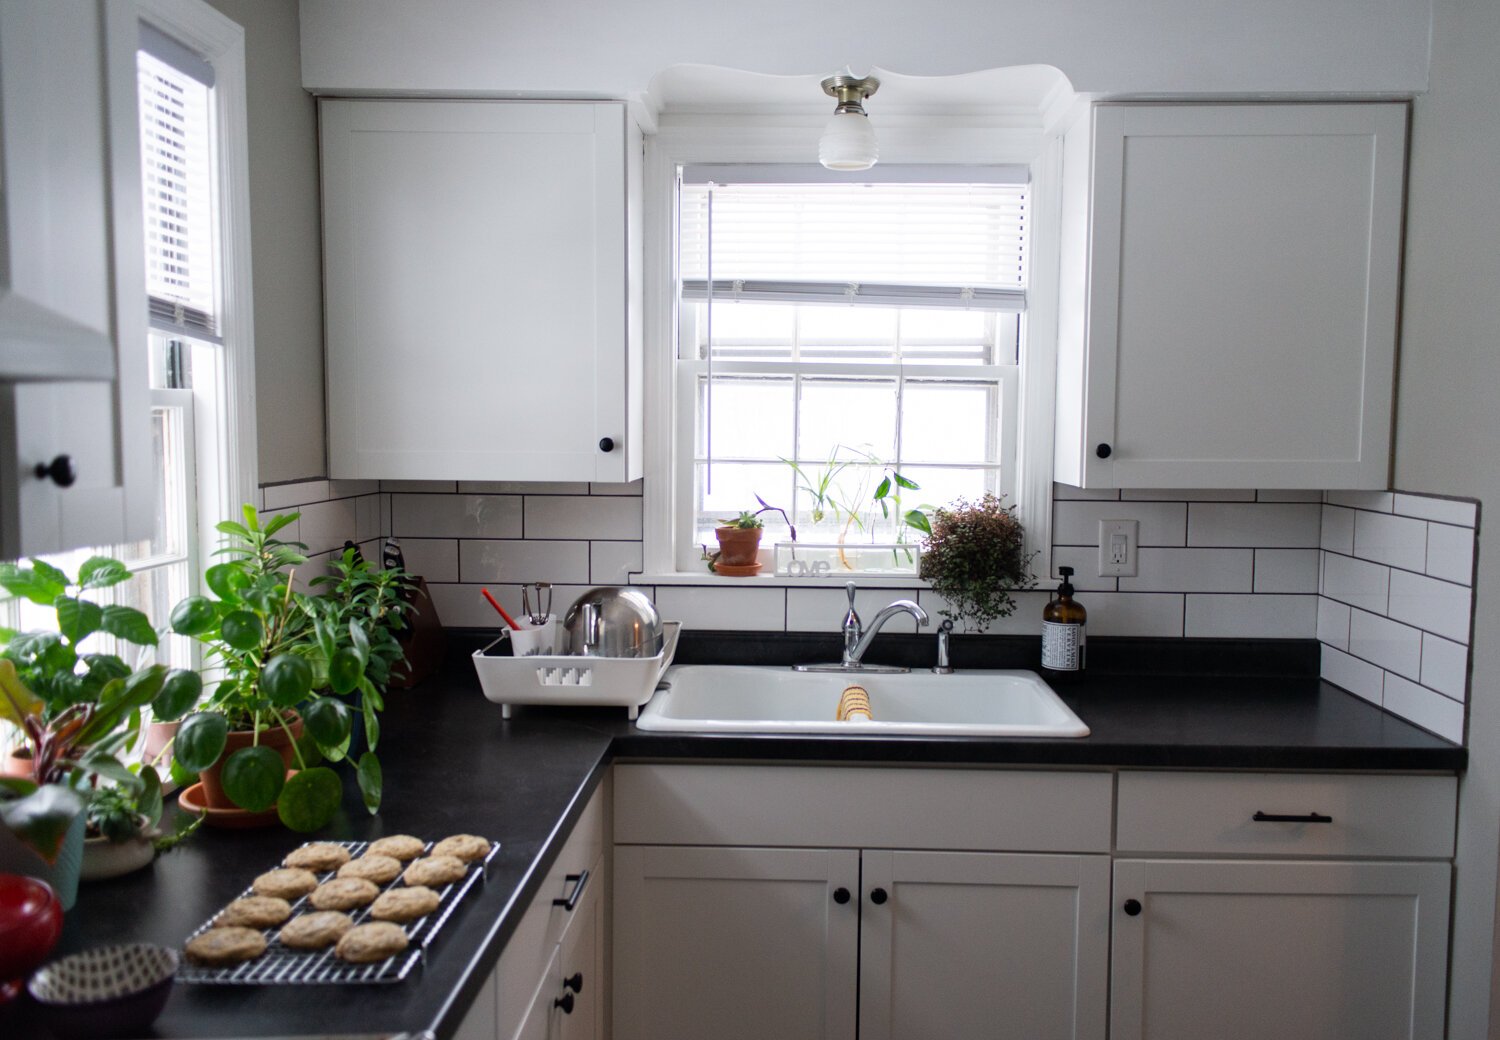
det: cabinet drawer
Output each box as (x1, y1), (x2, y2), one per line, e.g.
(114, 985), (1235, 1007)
(1116, 772), (1456, 858)
(615, 765), (1113, 852)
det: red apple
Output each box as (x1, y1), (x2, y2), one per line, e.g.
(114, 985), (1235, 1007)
(0, 874), (63, 1003)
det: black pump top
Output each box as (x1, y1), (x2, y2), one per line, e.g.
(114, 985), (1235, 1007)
(1056, 566), (1075, 597)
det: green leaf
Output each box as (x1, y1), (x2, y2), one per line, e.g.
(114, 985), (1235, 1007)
(293, 727), (325, 769)
(152, 668), (202, 722)
(174, 712), (229, 773)
(874, 476), (891, 500)
(219, 610), (264, 651)
(169, 755), (199, 789)
(348, 621), (370, 667)
(137, 765), (163, 827)
(215, 519), (251, 539)
(262, 512), (299, 537)
(55, 596), (103, 644)
(0, 563), (65, 606)
(277, 767), (342, 833)
(29, 558), (70, 594)
(204, 563), (251, 601)
(77, 557), (131, 590)
(892, 472), (920, 490)
(76, 751), (138, 788)
(362, 689), (380, 753)
(904, 510), (932, 536)
(220, 745), (286, 812)
(170, 596), (218, 636)
(260, 655), (312, 707)
(0, 783), (82, 863)
(242, 503), (260, 530)
(303, 696), (352, 751)
(356, 752), (382, 814)
(101, 605), (158, 646)
(327, 647), (363, 695)
(314, 617), (338, 668)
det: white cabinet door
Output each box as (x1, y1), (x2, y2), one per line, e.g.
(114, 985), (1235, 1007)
(859, 850), (1110, 1040)
(453, 964), (499, 1040)
(1110, 858), (1450, 1040)
(555, 850), (602, 1040)
(320, 99), (642, 483)
(0, 0), (151, 556)
(613, 845), (860, 1040)
(1057, 103), (1405, 489)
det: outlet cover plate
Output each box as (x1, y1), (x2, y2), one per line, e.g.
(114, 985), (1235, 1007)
(1098, 519), (1139, 577)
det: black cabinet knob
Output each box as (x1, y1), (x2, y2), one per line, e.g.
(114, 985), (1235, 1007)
(869, 887), (888, 905)
(563, 972), (583, 994)
(1096, 443), (1112, 459)
(555, 991), (575, 1014)
(832, 887), (851, 904)
(599, 437), (615, 453)
(1123, 898), (1142, 916)
(34, 454), (76, 488)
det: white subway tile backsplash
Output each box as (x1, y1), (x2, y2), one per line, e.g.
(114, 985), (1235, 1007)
(1325, 490), (1394, 512)
(297, 497), (359, 556)
(1187, 503), (1321, 548)
(787, 587), (923, 634)
(397, 538), (460, 584)
(460, 539), (590, 586)
(1050, 546), (1116, 591)
(590, 541), (644, 584)
(1425, 523), (1475, 585)
(1381, 674), (1464, 743)
(916, 589), (1052, 635)
(328, 479), (379, 498)
(654, 585), (786, 631)
(1320, 506), (1355, 554)
(1074, 593), (1184, 637)
(1183, 594), (1316, 639)
(1421, 633), (1469, 702)
(263, 479), (331, 511)
(457, 481), (589, 495)
(1321, 646), (1384, 705)
(1253, 549), (1319, 593)
(1316, 597), (1351, 652)
(1352, 510), (1427, 571)
(1392, 492), (1478, 527)
(356, 495), (381, 542)
(1321, 552), (1390, 613)
(1387, 569), (1473, 644)
(427, 582), (595, 629)
(1052, 500), (1187, 547)
(392, 494), (523, 539)
(380, 494), (392, 542)
(1348, 609), (1422, 680)
(1121, 488), (1256, 502)
(524, 496), (642, 540)
(1119, 548), (1253, 593)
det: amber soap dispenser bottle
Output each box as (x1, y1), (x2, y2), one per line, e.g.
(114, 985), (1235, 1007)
(1041, 566), (1087, 672)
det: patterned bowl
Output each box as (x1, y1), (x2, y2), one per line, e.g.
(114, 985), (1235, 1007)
(27, 943), (178, 1039)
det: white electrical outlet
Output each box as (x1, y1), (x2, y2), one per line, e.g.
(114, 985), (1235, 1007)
(1098, 519), (1139, 576)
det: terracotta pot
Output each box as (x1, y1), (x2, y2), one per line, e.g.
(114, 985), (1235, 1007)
(2, 749), (34, 781)
(714, 526), (763, 576)
(196, 714), (303, 811)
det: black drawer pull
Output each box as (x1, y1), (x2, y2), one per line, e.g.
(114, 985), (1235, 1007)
(553, 868), (590, 911)
(555, 992), (575, 1014)
(869, 887), (888, 905)
(1123, 898), (1142, 916)
(1253, 811), (1333, 824)
(563, 972), (583, 994)
(832, 887), (851, 904)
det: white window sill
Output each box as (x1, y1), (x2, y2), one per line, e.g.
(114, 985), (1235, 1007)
(632, 572), (931, 589)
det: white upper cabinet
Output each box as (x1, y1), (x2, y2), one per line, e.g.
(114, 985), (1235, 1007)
(1054, 103), (1406, 489)
(0, 0), (152, 557)
(320, 100), (643, 483)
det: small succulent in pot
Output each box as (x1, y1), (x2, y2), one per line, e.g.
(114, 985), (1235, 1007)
(705, 511), (766, 575)
(919, 493), (1036, 632)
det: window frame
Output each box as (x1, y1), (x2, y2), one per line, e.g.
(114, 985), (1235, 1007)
(640, 121), (1062, 585)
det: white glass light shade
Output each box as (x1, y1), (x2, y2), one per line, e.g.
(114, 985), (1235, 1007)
(818, 110), (878, 171)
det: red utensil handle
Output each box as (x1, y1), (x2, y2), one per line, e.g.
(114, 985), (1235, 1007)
(481, 588), (522, 630)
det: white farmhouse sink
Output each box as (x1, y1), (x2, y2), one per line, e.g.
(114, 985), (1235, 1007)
(636, 666), (1089, 737)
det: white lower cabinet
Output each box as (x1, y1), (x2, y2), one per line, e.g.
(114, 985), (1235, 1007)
(1109, 859), (1450, 1040)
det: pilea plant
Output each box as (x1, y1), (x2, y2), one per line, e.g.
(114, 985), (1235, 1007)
(918, 493), (1036, 632)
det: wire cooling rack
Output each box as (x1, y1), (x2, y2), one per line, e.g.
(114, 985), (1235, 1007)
(178, 838), (499, 985)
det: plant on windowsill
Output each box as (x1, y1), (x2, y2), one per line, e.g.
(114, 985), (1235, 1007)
(166, 506), (409, 833)
(705, 511), (767, 577)
(918, 493), (1036, 632)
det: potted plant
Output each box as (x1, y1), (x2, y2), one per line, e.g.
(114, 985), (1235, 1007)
(918, 493), (1036, 632)
(167, 507), (408, 832)
(706, 512), (765, 576)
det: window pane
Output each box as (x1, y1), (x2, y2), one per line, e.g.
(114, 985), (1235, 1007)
(900, 466), (997, 513)
(705, 301), (795, 346)
(698, 377), (794, 460)
(696, 462), (794, 529)
(798, 379), (897, 462)
(902, 383), (995, 465)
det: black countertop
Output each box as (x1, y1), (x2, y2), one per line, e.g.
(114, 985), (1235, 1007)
(10, 636), (1466, 1039)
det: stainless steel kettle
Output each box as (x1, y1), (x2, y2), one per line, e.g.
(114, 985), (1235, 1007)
(562, 587), (664, 658)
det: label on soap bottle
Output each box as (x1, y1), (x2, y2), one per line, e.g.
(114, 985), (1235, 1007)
(1041, 621), (1085, 671)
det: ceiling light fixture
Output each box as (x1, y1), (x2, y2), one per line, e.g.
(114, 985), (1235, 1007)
(819, 73), (880, 171)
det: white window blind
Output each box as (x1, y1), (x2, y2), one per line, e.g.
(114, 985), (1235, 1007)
(137, 47), (220, 341)
(680, 179), (1028, 311)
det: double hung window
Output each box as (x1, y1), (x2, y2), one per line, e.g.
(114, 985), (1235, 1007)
(674, 167), (1030, 573)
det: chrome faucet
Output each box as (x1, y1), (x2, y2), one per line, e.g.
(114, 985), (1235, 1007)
(933, 619), (954, 674)
(797, 582), (929, 673)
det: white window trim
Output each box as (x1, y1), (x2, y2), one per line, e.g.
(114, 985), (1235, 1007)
(640, 122), (1059, 586)
(137, 0), (257, 571)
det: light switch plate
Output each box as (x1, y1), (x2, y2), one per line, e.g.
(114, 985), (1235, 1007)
(1098, 519), (1139, 576)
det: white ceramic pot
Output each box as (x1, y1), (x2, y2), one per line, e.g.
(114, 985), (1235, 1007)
(79, 833), (156, 882)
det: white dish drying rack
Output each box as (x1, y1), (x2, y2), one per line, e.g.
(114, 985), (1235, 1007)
(473, 621), (680, 719)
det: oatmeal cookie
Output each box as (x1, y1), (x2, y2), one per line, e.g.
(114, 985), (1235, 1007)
(402, 855), (468, 888)
(214, 896), (292, 929)
(334, 921), (409, 964)
(252, 867), (318, 900)
(431, 834), (490, 863)
(284, 842), (352, 871)
(278, 911), (354, 950)
(337, 853), (403, 885)
(309, 877), (380, 911)
(367, 834), (426, 862)
(185, 926), (267, 965)
(370, 885), (440, 923)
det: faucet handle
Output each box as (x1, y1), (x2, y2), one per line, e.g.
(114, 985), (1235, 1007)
(845, 582), (858, 609)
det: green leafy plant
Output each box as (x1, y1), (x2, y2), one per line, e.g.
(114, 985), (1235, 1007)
(720, 511), (764, 530)
(918, 493), (1036, 632)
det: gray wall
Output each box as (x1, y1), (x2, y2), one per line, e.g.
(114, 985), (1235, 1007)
(207, 0), (325, 484)
(1392, 0), (1500, 1032)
